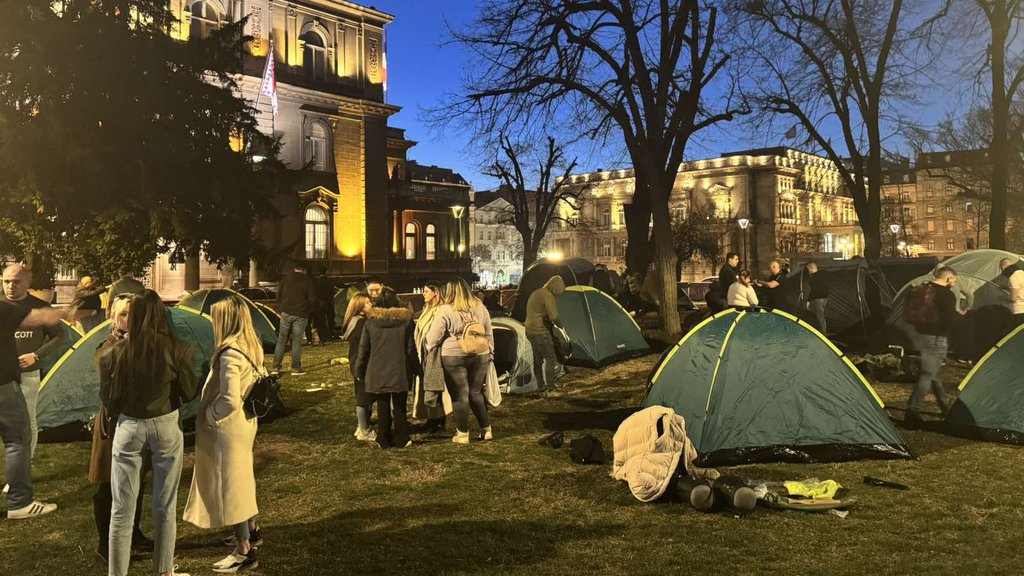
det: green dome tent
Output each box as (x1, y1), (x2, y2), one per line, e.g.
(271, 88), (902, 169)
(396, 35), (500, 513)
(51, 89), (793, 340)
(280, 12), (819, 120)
(177, 288), (279, 352)
(40, 321), (84, 375)
(945, 324), (1024, 444)
(37, 308), (215, 439)
(644, 308), (910, 466)
(555, 286), (651, 368)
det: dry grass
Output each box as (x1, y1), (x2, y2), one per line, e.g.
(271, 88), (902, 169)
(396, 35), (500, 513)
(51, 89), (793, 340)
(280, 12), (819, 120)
(2, 341), (1023, 576)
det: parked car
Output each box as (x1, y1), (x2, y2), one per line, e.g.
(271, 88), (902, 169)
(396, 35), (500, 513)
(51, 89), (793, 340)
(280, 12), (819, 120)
(239, 286), (277, 302)
(682, 277), (717, 303)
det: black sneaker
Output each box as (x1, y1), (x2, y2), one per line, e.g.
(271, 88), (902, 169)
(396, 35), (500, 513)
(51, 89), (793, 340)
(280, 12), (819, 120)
(213, 549), (258, 573)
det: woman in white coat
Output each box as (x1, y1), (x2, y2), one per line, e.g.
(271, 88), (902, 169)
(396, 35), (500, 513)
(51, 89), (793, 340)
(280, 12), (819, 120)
(184, 295), (263, 573)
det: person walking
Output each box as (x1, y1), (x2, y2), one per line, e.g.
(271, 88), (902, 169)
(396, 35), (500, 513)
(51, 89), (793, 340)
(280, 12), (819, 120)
(355, 288), (419, 449)
(523, 275), (565, 393)
(272, 262), (315, 376)
(804, 263), (829, 333)
(426, 279), (494, 444)
(90, 295), (152, 563)
(413, 282), (451, 433)
(726, 270), (759, 308)
(74, 276), (107, 333)
(99, 290), (198, 576)
(342, 293), (375, 442)
(902, 267), (962, 427)
(1, 295), (65, 520)
(184, 295), (264, 573)
(1, 264), (66, 458)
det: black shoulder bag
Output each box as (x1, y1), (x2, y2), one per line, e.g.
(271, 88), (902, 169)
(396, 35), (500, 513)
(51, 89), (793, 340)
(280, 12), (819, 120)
(221, 347), (285, 420)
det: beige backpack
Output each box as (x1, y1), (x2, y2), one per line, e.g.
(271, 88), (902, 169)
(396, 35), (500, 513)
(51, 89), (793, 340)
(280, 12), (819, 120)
(458, 311), (490, 355)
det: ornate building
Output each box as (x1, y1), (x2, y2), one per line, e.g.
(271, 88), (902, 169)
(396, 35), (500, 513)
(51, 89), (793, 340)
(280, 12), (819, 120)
(546, 148), (863, 282)
(471, 189), (546, 287)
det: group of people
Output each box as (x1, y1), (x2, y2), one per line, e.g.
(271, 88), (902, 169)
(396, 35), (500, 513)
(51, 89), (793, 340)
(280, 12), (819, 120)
(340, 277), (496, 448)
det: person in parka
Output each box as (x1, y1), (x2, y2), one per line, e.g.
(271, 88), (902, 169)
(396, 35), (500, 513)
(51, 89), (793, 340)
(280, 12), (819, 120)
(355, 288), (420, 449)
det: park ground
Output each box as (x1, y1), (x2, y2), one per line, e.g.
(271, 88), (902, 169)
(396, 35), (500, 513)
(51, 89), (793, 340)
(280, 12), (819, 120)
(1, 339), (1023, 576)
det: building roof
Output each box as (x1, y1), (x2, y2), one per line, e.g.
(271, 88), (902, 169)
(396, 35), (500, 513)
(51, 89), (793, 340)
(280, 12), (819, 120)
(406, 161), (470, 187)
(474, 186), (539, 208)
(917, 150), (989, 169)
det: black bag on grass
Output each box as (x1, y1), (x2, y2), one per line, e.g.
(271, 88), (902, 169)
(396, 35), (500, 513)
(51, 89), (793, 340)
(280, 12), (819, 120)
(569, 434), (605, 465)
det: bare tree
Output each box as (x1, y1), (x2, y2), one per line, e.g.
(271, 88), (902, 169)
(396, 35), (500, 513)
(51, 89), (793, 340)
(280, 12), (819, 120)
(485, 136), (587, 271)
(729, 0), (942, 264)
(438, 0), (745, 333)
(671, 198), (730, 280)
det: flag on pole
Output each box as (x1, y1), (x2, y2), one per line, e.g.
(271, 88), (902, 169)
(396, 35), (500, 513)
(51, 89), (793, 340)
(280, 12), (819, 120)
(382, 29), (388, 94)
(260, 40), (279, 117)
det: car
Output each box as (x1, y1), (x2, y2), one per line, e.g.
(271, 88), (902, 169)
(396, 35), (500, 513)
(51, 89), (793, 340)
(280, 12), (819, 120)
(683, 276), (718, 302)
(238, 286), (277, 302)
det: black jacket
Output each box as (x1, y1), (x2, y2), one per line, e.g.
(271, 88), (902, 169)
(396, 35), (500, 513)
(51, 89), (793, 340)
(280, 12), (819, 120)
(717, 264), (739, 297)
(344, 316), (366, 377)
(355, 307), (419, 395)
(911, 282), (959, 337)
(278, 271), (315, 317)
(99, 336), (199, 420)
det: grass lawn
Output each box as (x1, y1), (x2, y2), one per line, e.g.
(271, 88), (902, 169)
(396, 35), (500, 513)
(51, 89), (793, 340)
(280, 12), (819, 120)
(2, 340), (1024, 576)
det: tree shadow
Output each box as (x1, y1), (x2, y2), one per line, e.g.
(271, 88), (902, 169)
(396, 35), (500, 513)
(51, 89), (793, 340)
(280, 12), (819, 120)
(541, 407), (637, 432)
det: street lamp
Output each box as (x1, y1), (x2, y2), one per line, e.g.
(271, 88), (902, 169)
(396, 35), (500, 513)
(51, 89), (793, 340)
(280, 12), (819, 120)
(737, 218), (751, 269)
(889, 223), (901, 257)
(451, 205), (466, 276)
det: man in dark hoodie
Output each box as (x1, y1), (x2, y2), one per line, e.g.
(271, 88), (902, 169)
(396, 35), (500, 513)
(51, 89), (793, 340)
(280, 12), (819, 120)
(903, 266), (962, 427)
(273, 262), (315, 376)
(525, 276), (565, 392)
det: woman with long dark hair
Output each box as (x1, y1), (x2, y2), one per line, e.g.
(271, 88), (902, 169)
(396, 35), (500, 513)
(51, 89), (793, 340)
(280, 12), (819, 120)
(99, 290), (198, 576)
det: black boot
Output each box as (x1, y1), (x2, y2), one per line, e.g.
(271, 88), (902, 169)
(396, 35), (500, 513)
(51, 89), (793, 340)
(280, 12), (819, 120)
(713, 476), (757, 515)
(676, 476), (718, 512)
(93, 484), (112, 562)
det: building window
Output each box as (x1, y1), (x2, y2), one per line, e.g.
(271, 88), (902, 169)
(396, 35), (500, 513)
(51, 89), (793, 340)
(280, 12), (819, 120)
(188, 1), (220, 40)
(927, 204), (934, 215)
(425, 224), (436, 260)
(903, 207), (912, 220)
(946, 219), (954, 232)
(927, 220), (935, 232)
(616, 205), (625, 227)
(405, 222), (417, 260)
(945, 203), (953, 213)
(946, 238), (955, 251)
(601, 208), (611, 228)
(966, 237), (976, 250)
(302, 30), (328, 81)
(927, 238), (936, 250)
(304, 205), (329, 260)
(602, 239), (612, 257)
(306, 121), (329, 171)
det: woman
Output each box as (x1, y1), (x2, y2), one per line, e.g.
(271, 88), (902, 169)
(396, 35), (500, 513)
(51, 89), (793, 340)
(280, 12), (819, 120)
(184, 295), (263, 573)
(90, 295), (152, 563)
(342, 293), (374, 441)
(727, 270), (759, 308)
(412, 282), (451, 432)
(355, 288), (419, 449)
(99, 290), (198, 576)
(426, 278), (494, 444)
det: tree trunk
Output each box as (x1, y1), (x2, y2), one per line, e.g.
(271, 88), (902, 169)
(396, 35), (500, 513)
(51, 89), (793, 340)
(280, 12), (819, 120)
(624, 195), (653, 273)
(651, 199), (680, 334)
(989, 1), (1009, 250)
(521, 245), (539, 272)
(184, 245), (201, 292)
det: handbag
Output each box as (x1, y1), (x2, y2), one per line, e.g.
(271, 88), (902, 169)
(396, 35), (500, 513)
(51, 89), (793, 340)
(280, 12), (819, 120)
(484, 361), (502, 408)
(551, 324), (573, 360)
(222, 347), (285, 420)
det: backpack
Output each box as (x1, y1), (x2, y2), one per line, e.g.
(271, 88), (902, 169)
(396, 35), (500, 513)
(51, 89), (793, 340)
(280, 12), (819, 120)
(458, 310), (490, 355)
(903, 283), (939, 328)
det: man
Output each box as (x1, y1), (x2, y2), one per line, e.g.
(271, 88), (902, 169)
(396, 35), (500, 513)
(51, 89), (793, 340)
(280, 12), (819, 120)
(305, 268), (334, 345)
(366, 278), (384, 304)
(105, 273), (145, 317)
(902, 267), (962, 427)
(804, 263), (829, 333)
(524, 276), (566, 392)
(273, 262), (315, 376)
(709, 253), (740, 312)
(0, 283), (66, 519)
(0, 265), (65, 458)
(72, 276), (106, 332)
(591, 264), (614, 295)
(756, 260), (786, 308)
(999, 258), (1024, 316)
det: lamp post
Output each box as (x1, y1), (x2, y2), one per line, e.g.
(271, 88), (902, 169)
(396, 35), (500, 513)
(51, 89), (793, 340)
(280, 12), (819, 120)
(888, 223), (901, 257)
(737, 218), (751, 270)
(451, 204), (466, 276)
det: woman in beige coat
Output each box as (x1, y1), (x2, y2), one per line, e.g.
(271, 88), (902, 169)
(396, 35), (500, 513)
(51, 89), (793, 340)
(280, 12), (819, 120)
(183, 295), (263, 573)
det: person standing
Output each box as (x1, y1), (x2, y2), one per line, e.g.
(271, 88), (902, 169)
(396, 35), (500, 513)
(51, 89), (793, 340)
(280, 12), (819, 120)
(73, 276), (107, 333)
(523, 276), (565, 393)
(902, 267), (961, 427)
(413, 282), (451, 433)
(591, 264), (614, 295)
(184, 295), (265, 573)
(426, 279), (494, 444)
(90, 295), (152, 563)
(355, 288), (419, 449)
(726, 270), (759, 308)
(272, 262), (315, 376)
(99, 290), (198, 576)
(709, 253), (740, 312)
(1, 264), (66, 458)
(342, 293), (375, 442)
(756, 260), (786, 308)
(805, 263), (829, 333)
(105, 273), (146, 316)
(365, 278), (384, 305)
(999, 258), (1024, 316)
(1, 296), (65, 520)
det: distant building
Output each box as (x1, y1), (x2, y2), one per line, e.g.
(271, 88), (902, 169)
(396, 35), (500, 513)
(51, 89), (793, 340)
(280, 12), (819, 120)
(547, 147), (862, 281)
(472, 189), (546, 286)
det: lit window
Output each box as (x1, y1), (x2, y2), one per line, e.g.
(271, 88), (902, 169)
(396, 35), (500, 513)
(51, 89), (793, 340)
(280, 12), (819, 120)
(927, 204), (934, 215)
(425, 224), (436, 260)
(304, 205), (329, 260)
(306, 121), (329, 171)
(927, 239), (936, 250)
(602, 208), (611, 227)
(405, 222), (417, 260)
(302, 31), (328, 81)
(188, 1), (220, 40)
(946, 238), (955, 251)
(946, 219), (954, 232)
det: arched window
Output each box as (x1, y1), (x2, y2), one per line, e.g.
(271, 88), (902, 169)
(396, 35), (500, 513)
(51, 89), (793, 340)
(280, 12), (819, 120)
(304, 205), (329, 260)
(405, 222), (417, 260)
(302, 30), (328, 81)
(306, 121), (329, 171)
(425, 224), (437, 260)
(188, 1), (220, 41)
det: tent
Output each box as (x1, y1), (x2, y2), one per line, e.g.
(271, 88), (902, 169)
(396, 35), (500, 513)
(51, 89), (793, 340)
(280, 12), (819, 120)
(511, 257), (595, 321)
(40, 321), (84, 375)
(36, 308), (215, 438)
(555, 286), (651, 368)
(492, 317), (539, 394)
(643, 308), (910, 466)
(780, 260), (898, 337)
(177, 288), (280, 352)
(945, 323), (1024, 444)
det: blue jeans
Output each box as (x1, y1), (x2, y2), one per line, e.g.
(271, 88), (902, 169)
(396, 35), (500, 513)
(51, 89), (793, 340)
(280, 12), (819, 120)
(20, 370), (40, 458)
(0, 381), (33, 510)
(910, 332), (949, 414)
(109, 411), (183, 576)
(273, 313), (308, 371)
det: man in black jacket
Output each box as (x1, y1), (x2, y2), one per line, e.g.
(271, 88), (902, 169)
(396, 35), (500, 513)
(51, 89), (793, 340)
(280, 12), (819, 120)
(707, 253), (740, 312)
(804, 263), (829, 333)
(272, 262), (315, 376)
(903, 266), (961, 427)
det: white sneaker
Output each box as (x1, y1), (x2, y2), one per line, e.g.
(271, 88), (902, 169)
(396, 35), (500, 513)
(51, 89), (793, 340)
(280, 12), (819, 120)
(2, 484), (8, 494)
(7, 500), (57, 519)
(355, 428), (377, 442)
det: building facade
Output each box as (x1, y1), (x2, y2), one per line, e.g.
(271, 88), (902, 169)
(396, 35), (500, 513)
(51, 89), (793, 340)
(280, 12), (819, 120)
(547, 148), (863, 282)
(471, 190), (546, 287)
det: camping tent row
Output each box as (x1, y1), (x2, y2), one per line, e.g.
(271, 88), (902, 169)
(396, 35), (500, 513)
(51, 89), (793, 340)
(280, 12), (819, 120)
(644, 308), (910, 466)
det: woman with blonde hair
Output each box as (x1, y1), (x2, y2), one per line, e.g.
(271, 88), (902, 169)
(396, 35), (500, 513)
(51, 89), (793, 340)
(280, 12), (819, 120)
(413, 282), (451, 432)
(342, 292), (375, 441)
(426, 278), (494, 444)
(184, 295), (263, 573)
